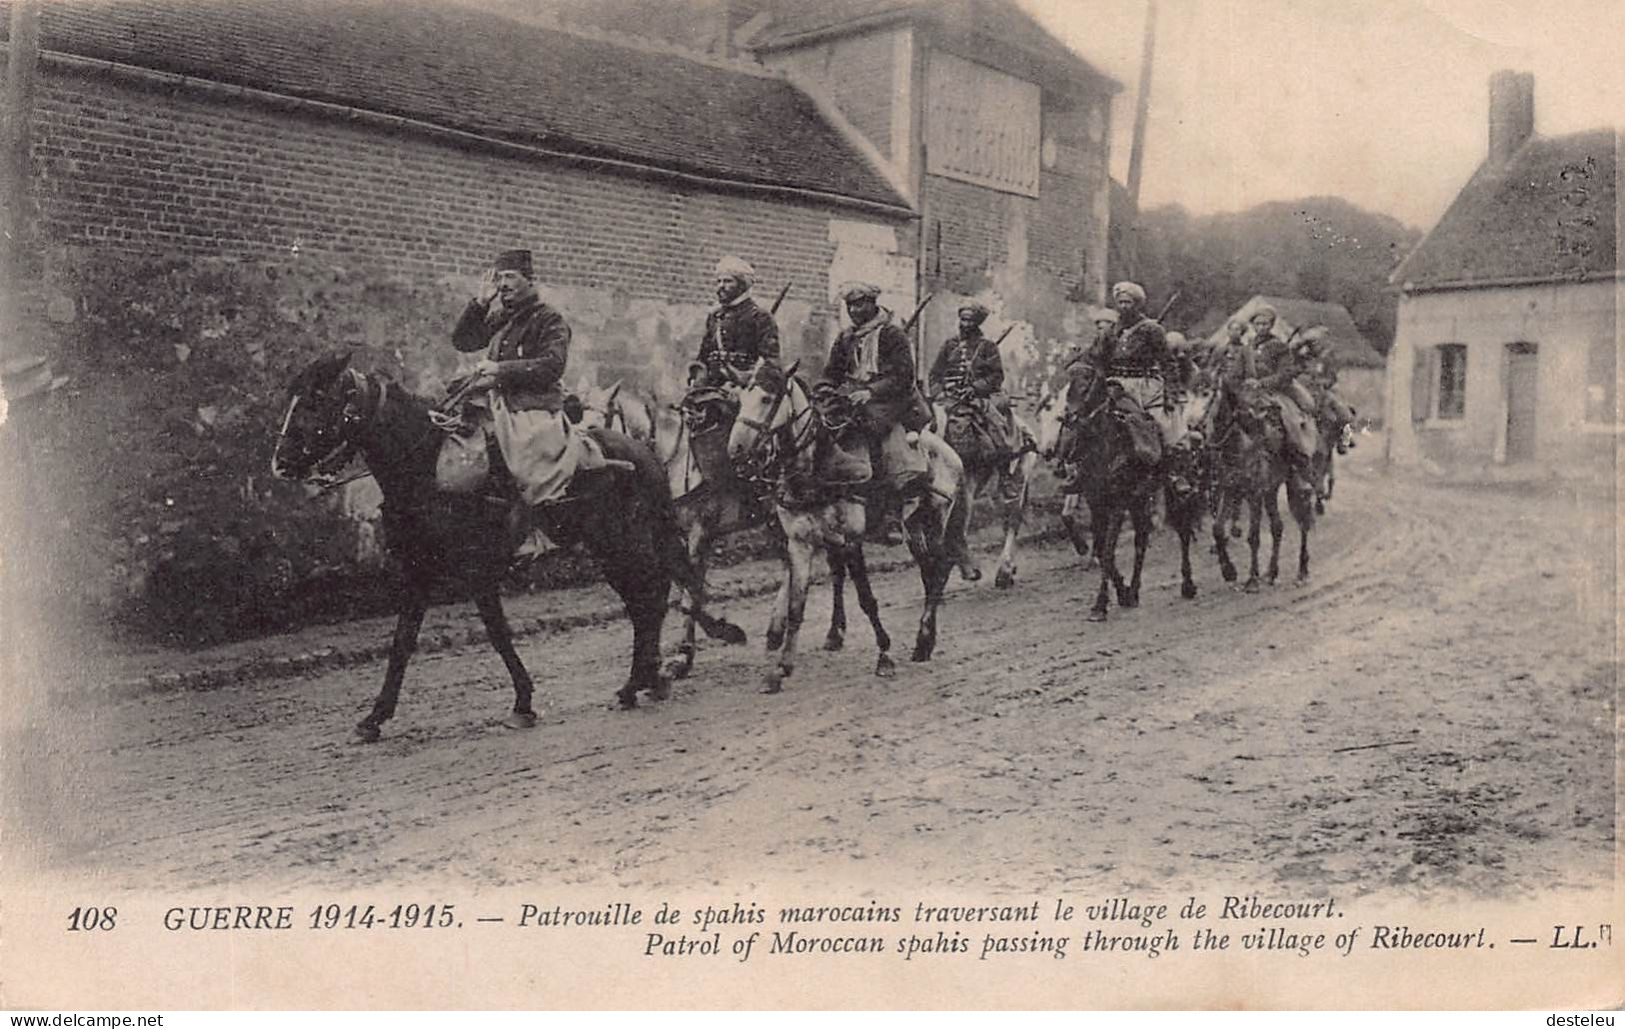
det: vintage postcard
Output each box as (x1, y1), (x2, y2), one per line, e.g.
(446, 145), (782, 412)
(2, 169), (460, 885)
(0, 0), (1619, 1011)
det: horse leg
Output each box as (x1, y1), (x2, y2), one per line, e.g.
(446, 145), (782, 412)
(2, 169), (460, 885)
(666, 521), (709, 680)
(1121, 498), (1151, 609)
(1060, 493), (1092, 562)
(1290, 484), (1314, 584)
(473, 590), (537, 728)
(357, 592), (428, 742)
(843, 543), (895, 675)
(1266, 485), (1285, 585)
(765, 552), (790, 653)
(956, 470), (983, 582)
(824, 548), (848, 652)
(994, 469), (1025, 590)
(1088, 503), (1122, 622)
(1243, 493), (1264, 593)
(763, 528), (813, 694)
(1212, 489), (1238, 583)
(908, 503), (951, 662)
(630, 581), (672, 703)
(1174, 493), (1198, 600)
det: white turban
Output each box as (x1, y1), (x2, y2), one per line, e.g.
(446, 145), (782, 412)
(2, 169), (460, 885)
(714, 255), (756, 287)
(1111, 281), (1147, 303)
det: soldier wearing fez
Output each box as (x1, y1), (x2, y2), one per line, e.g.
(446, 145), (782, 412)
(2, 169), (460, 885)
(449, 247), (613, 565)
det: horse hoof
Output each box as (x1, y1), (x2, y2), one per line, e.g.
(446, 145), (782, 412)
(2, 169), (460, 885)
(1243, 580), (1260, 594)
(823, 633), (845, 652)
(1220, 566), (1237, 584)
(616, 689), (639, 710)
(910, 645), (932, 663)
(504, 711), (538, 730)
(663, 657), (693, 681)
(875, 654), (896, 678)
(959, 564), (982, 582)
(1230, 526), (1243, 539)
(354, 721), (382, 743)
(1086, 608), (1107, 623)
(1296, 574), (1311, 586)
(1181, 581), (1198, 600)
(995, 569), (1015, 590)
(759, 674), (785, 695)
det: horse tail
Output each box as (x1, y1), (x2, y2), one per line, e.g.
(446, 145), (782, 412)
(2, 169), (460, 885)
(618, 431), (747, 646)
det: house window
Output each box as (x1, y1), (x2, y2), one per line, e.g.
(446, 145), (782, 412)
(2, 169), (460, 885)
(1435, 344), (1467, 419)
(1585, 337), (1617, 424)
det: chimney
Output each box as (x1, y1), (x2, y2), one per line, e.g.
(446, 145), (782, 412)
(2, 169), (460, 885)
(1488, 70), (1534, 165)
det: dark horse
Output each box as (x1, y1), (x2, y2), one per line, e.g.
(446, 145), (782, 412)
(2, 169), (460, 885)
(1209, 383), (1316, 590)
(1052, 368), (1210, 620)
(270, 355), (741, 741)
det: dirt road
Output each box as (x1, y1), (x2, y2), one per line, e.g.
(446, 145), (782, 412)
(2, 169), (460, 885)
(13, 457), (1617, 900)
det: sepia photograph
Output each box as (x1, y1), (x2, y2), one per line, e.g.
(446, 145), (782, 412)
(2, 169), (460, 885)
(0, 0), (1619, 1011)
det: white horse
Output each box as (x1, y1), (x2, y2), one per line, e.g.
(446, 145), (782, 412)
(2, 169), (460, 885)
(726, 361), (967, 693)
(571, 375), (765, 679)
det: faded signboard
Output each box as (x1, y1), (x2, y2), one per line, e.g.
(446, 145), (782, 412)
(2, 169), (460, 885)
(925, 51), (1041, 198)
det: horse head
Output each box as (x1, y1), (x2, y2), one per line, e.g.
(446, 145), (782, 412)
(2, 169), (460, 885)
(1033, 380), (1070, 460)
(271, 353), (371, 483)
(726, 358), (800, 476)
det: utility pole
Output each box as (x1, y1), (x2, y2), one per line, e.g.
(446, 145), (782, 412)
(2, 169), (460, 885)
(1, 0), (41, 368)
(1123, 0), (1157, 279)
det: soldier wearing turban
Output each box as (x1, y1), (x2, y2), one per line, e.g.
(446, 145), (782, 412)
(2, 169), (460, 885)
(1245, 305), (1320, 475)
(693, 254), (781, 388)
(1097, 281), (1196, 494)
(928, 299), (1022, 464)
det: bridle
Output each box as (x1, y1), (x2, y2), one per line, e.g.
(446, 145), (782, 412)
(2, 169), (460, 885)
(733, 366), (819, 485)
(272, 366), (391, 491)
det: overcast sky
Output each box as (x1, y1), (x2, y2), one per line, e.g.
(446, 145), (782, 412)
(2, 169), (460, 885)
(1021, 0), (1624, 229)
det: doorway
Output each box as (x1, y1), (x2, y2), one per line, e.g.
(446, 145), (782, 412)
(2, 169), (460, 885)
(1504, 342), (1538, 462)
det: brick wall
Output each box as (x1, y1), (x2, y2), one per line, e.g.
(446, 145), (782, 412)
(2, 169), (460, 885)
(26, 64), (909, 394)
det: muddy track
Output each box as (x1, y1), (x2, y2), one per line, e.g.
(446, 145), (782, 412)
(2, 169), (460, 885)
(18, 464), (1616, 899)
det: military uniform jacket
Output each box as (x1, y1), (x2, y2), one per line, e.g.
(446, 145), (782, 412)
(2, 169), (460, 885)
(821, 313), (915, 429)
(1253, 333), (1304, 393)
(929, 331), (1004, 399)
(1103, 315), (1172, 378)
(1210, 341), (1257, 394)
(698, 296), (781, 378)
(453, 294), (572, 413)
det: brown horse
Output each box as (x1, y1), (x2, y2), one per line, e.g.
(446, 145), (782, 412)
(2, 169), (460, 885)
(1209, 383), (1317, 590)
(271, 355), (741, 740)
(1048, 371), (1163, 622)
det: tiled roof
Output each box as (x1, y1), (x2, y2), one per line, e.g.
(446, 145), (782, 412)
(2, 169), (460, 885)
(1391, 128), (1618, 291)
(1212, 296), (1386, 369)
(11, 0), (911, 211)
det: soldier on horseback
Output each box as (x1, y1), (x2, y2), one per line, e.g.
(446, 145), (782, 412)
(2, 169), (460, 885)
(1098, 281), (1198, 498)
(447, 248), (619, 564)
(690, 255), (781, 390)
(1245, 304), (1319, 487)
(929, 301), (1025, 496)
(1296, 326), (1358, 454)
(818, 282), (930, 542)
